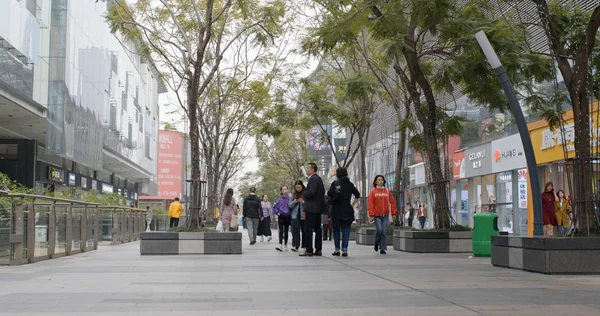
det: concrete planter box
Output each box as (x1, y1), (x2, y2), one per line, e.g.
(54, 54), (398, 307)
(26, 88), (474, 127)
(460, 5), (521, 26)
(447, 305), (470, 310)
(393, 230), (472, 253)
(356, 228), (393, 246)
(348, 227), (359, 241)
(491, 236), (600, 274)
(140, 231), (242, 255)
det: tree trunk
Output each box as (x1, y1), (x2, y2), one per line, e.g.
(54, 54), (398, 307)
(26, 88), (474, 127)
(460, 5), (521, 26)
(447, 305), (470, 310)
(359, 128), (369, 225)
(187, 87), (201, 228)
(393, 106), (409, 225)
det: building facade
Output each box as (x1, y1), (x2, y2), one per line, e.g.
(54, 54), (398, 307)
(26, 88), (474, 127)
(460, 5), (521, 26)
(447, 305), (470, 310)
(0, 0), (165, 204)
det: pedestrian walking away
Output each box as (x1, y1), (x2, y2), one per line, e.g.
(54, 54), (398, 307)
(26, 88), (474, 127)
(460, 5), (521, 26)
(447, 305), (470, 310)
(327, 167), (360, 257)
(300, 162), (326, 257)
(289, 180), (306, 252)
(273, 185), (292, 251)
(219, 188), (238, 232)
(368, 175), (397, 254)
(145, 206), (153, 232)
(257, 195), (273, 242)
(168, 197), (183, 228)
(243, 187), (261, 245)
(406, 202), (415, 228)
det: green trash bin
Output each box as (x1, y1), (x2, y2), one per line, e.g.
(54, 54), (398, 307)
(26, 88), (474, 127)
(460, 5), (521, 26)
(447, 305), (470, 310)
(472, 213), (499, 257)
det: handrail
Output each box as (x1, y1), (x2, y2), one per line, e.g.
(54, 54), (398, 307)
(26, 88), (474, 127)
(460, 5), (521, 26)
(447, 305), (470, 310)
(4, 193), (101, 205)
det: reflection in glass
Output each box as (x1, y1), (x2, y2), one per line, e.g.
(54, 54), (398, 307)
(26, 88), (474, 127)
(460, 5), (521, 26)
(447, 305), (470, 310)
(0, 202), (10, 260)
(72, 209), (82, 251)
(55, 206), (67, 254)
(34, 206), (50, 257)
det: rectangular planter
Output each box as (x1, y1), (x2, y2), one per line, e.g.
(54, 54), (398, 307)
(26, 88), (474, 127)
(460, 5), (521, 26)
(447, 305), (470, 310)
(348, 227), (359, 241)
(140, 231), (242, 255)
(393, 230), (472, 253)
(491, 236), (600, 274)
(356, 228), (393, 246)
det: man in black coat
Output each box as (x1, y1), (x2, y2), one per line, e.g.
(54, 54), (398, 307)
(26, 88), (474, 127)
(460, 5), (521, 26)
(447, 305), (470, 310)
(299, 162), (326, 256)
(243, 187), (262, 245)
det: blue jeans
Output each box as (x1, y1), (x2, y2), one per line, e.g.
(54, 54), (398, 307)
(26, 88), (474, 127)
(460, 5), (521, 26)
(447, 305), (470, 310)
(374, 216), (389, 251)
(333, 226), (351, 251)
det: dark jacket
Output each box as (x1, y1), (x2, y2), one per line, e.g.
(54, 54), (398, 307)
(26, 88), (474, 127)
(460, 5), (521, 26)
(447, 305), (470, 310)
(327, 176), (360, 227)
(243, 194), (261, 219)
(303, 173), (326, 214)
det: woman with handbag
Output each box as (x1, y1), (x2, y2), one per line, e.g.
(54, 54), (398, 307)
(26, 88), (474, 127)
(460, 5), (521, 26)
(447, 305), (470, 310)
(219, 188), (238, 231)
(327, 167), (360, 257)
(368, 175), (397, 255)
(273, 185), (292, 251)
(257, 195), (273, 242)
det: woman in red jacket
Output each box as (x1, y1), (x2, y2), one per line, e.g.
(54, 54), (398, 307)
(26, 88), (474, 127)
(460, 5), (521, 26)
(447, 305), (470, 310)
(368, 175), (397, 254)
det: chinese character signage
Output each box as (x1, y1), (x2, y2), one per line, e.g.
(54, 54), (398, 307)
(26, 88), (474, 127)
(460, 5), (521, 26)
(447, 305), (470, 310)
(464, 142), (492, 178)
(517, 169), (528, 208)
(140, 130), (184, 200)
(529, 107), (600, 164)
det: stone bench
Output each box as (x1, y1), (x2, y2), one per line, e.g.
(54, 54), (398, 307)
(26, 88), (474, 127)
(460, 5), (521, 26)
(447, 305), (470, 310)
(491, 236), (600, 274)
(140, 231), (242, 255)
(356, 228), (393, 246)
(393, 230), (472, 253)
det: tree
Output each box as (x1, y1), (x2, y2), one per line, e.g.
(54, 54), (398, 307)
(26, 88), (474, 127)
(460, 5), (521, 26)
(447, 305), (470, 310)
(306, 0), (549, 228)
(507, 1), (600, 233)
(105, 0), (285, 227)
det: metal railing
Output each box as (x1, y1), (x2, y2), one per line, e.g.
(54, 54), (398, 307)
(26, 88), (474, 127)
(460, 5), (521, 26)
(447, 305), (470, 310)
(0, 191), (146, 266)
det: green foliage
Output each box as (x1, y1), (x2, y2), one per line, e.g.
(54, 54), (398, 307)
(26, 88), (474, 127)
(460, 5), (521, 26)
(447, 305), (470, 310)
(167, 226), (217, 233)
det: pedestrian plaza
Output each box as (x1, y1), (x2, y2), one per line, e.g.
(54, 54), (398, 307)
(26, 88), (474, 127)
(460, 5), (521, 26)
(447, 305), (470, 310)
(1, 231), (599, 316)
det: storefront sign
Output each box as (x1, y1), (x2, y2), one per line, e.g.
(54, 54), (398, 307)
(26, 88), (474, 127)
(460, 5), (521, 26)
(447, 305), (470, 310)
(464, 143), (492, 178)
(452, 150), (465, 180)
(529, 106), (600, 164)
(518, 169), (528, 208)
(491, 134), (526, 173)
(81, 176), (88, 189)
(101, 183), (114, 194)
(68, 173), (76, 186)
(48, 167), (64, 183)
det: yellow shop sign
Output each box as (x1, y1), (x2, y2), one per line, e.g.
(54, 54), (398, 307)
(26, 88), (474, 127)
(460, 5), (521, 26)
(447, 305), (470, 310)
(529, 105), (599, 164)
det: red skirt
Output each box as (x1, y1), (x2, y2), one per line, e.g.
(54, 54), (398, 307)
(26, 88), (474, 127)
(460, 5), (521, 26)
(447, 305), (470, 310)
(543, 209), (557, 226)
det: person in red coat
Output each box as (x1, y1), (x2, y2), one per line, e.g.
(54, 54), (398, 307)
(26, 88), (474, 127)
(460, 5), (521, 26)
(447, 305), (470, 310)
(541, 181), (558, 236)
(368, 175), (397, 254)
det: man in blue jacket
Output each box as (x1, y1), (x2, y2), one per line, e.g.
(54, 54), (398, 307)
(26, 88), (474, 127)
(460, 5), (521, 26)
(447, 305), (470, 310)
(299, 162), (326, 257)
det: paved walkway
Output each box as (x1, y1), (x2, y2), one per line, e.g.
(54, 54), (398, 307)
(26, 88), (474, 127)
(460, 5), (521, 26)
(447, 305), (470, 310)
(1, 230), (600, 315)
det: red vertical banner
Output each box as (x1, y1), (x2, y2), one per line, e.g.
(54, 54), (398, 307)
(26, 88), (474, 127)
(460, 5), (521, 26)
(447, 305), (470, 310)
(452, 150), (465, 180)
(140, 130), (183, 200)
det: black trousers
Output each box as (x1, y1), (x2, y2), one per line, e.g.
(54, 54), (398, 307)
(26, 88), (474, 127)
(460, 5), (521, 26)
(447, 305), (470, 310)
(278, 221), (290, 245)
(291, 219), (305, 249)
(169, 217), (179, 228)
(304, 213), (322, 253)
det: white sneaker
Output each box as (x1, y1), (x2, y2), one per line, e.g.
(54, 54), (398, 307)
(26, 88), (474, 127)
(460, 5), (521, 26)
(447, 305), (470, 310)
(283, 244), (289, 251)
(291, 247), (298, 252)
(267, 236), (272, 242)
(260, 236), (264, 242)
(276, 244), (283, 251)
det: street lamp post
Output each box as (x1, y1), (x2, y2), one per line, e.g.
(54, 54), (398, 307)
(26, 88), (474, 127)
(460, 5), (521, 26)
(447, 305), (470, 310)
(475, 31), (543, 236)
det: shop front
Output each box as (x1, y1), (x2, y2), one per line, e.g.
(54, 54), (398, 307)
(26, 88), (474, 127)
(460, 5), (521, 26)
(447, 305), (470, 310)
(490, 134), (528, 235)
(451, 135), (527, 234)
(406, 163), (432, 228)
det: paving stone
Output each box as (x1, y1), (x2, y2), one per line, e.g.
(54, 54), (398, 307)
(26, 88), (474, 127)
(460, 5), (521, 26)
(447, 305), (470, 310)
(1, 228), (600, 316)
